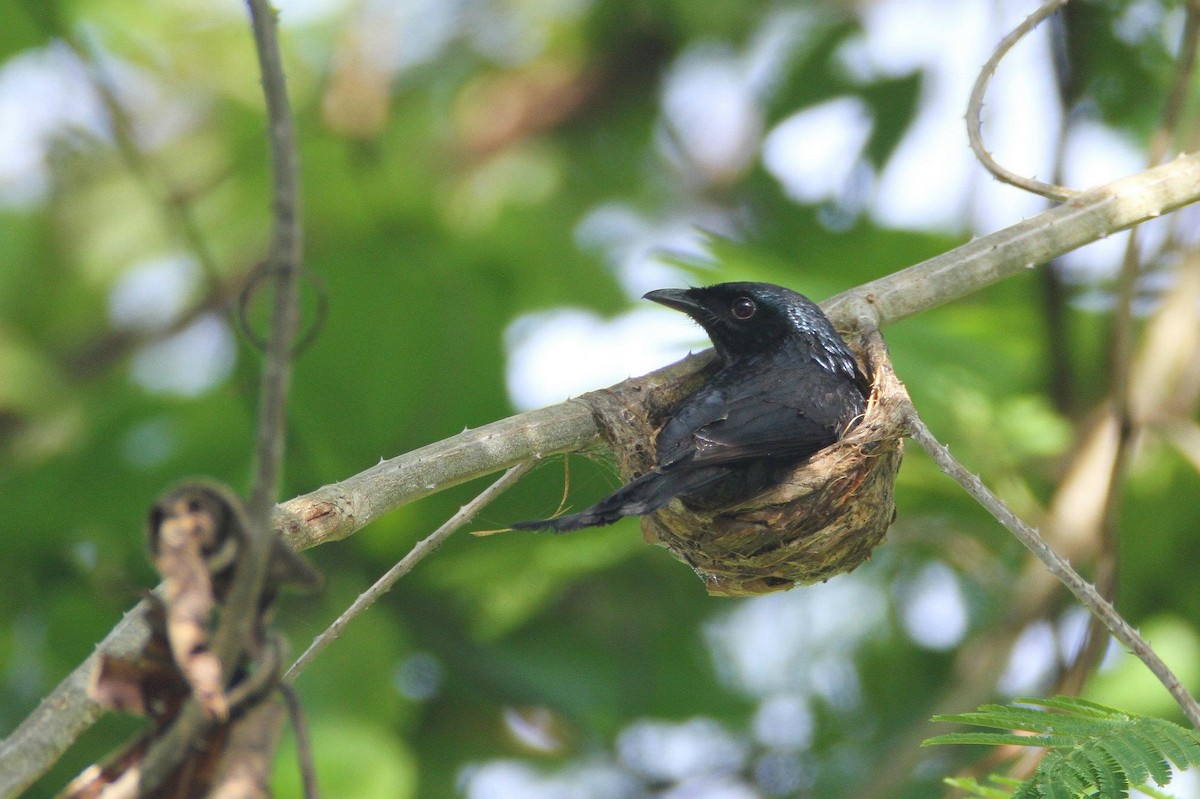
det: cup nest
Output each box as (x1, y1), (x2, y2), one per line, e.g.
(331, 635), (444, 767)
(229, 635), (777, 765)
(584, 329), (909, 597)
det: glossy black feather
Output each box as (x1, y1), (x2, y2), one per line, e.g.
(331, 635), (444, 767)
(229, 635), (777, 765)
(511, 282), (867, 532)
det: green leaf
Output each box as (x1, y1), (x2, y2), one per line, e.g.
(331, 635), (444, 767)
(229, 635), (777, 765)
(945, 775), (1022, 799)
(926, 697), (1200, 799)
(923, 731), (1073, 748)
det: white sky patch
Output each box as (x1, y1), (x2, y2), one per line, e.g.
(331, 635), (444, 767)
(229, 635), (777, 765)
(1055, 604), (1093, 665)
(762, 96), (874, 204)
(752, 693), (814, 752)
(130, 313), (235, 397)
(998, 619), (1058, 695)
(896, 561), (969, 651)
(617, 718), (748, 784)
(574, 202), (720, 298)
(660, 44), (763, 185)
(504, 306), (705, 411)
(1062, 120), (1147, 190)
(864, 0), (1064, 233)
(459, 760), (639, 799)
(1132, 767), (1200, 799)
(1056, 123), (1151, 282)
(705, 574), (887, 700)
(108, 256), (202, 331)
(861, 0), (986, 230)
(0, 44), (107, 208)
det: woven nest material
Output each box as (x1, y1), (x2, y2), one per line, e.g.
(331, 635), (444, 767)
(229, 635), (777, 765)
(584, 329), (909, 597)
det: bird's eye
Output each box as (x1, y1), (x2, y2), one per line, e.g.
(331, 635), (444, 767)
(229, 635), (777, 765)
(731, 297), (756, 320)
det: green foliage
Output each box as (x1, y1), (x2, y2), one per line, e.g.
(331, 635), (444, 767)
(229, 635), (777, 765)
(945, 775), (1027, 799)
(926, 697), (1200, 799)
(3, 1), (1199, 798)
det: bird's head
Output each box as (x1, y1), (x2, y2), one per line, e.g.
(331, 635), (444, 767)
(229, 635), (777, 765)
(644, 282), (861, 379)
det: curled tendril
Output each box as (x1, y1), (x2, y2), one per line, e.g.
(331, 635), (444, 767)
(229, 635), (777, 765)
(967, 0), (1080, 202)
(237, 263), (329, 356)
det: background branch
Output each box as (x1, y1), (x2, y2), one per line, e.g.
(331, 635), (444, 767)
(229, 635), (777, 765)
(204, 0), (305, 685)
(1059, 0), (1200, 695)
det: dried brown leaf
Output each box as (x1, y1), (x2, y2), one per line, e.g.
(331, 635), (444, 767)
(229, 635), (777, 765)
(87, 604), (187, 723)
(149, 486), (234, 719)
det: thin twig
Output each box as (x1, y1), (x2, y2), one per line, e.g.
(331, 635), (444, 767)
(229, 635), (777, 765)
(211, 0), (305, 674)
(124, 701), (210, 798)
(967, 0), (1079, 201)
(243, 0), (304, 536)
(281, 684), (321, 799)
(284, 462), (534, 683)
(905, 406), (1200, 728)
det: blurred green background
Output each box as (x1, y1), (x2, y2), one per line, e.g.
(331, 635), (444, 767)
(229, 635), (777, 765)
(3, 0), (1200, 796)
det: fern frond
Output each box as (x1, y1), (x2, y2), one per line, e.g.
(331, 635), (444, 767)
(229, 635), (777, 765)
(926, 697), (1200, 799)
(924, 731), (1074, 748)
(944, 775), (1024, 799)
(1025, 695), (1129, 718)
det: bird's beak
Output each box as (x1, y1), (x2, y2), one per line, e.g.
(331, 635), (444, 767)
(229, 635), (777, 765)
(643, 288), (704, 316)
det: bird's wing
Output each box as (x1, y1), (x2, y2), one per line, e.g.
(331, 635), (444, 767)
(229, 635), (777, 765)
(657, 369), (861, 470)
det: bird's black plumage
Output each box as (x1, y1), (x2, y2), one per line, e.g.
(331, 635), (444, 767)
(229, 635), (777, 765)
(512, 282), (868, 532)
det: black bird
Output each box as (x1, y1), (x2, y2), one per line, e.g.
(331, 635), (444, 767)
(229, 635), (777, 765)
(512, 282), (868, 532)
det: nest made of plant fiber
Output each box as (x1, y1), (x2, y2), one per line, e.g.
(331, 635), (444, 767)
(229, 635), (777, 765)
(583, 329), (909, 597)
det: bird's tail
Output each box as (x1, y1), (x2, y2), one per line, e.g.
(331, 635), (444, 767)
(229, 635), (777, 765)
(510, 466), (725, 533)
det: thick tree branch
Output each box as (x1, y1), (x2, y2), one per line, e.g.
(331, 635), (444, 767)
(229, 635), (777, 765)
(822, 151), (1200, 328)
(5, 151), (1200, 797)
(274, 400), (601, 550)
